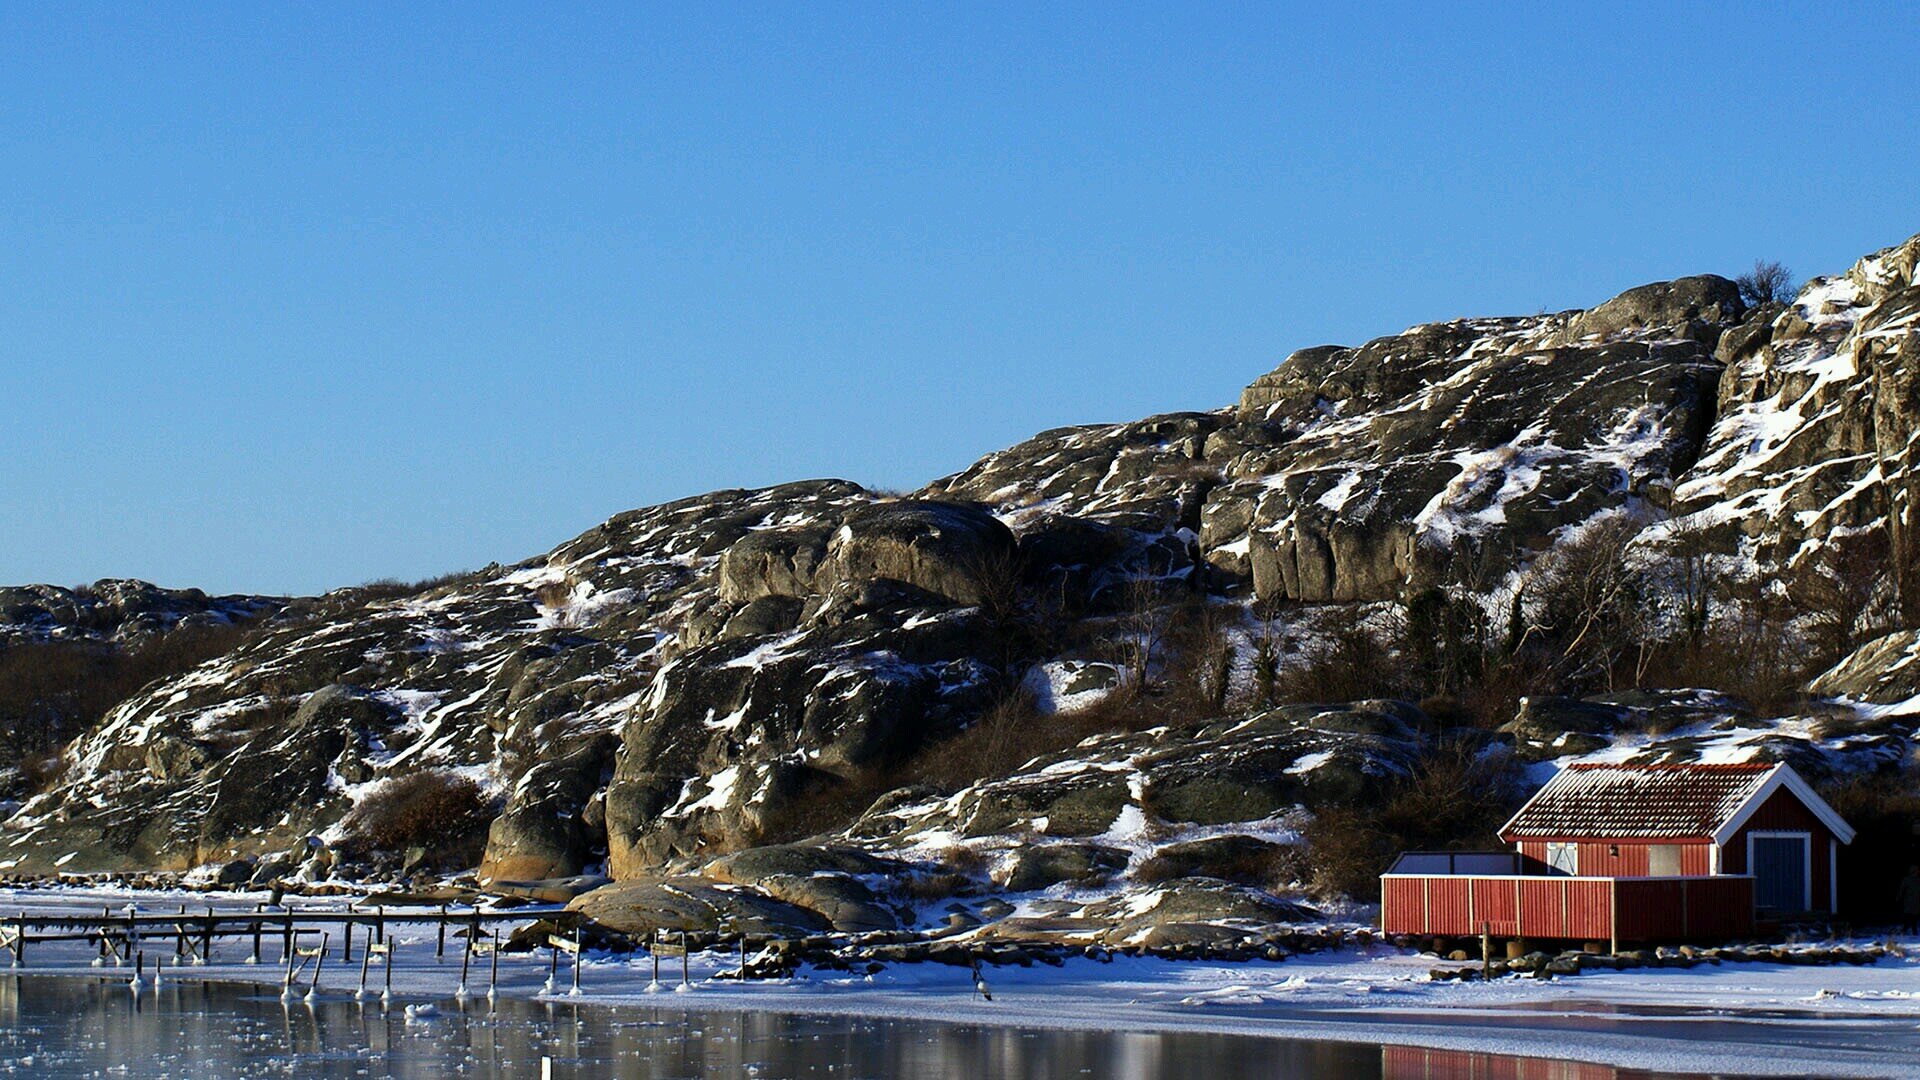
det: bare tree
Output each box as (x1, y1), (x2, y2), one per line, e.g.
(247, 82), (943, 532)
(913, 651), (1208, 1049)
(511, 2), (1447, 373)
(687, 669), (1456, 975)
(1791, 528), (1895, 665)
(1736, 260), (1795, 306)
(1117, 574), (1171, 695)
(1520, 516), (1650, 691)
(1247, 594), (1286, 708)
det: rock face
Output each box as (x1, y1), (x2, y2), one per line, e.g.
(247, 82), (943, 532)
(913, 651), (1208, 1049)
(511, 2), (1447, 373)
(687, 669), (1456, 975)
(1663, 234), (1920, 597)
(1808, 631), (1920, 705)
(480, 736), (616, 882)
(0, 579), (280, 648)
(1212, 324), (1724, 602)
(0, 581), (283, 801)
(5, 232), (1920, 922)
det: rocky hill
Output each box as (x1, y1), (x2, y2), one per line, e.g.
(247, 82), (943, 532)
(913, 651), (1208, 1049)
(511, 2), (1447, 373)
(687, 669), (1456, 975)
(4, 233), (1919, 935)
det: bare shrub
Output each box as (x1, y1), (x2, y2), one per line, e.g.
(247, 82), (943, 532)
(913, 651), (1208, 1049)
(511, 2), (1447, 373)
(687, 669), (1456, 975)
(1303, 743), (1520, 902)
(356, 570), (476, 601)
(1736, 259), (1795, 306)
(936, 844), (990, 877)
(960, 546), (1063, 688)
(1275, 625), (1398, 704)
(902, 871), (975, 902)
(341, 772), (492, 853)
(1149, 596), (1241, 721)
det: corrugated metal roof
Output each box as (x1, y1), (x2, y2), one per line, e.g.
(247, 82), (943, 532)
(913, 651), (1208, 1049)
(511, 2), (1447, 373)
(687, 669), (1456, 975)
(1501, 763), (1777, 840)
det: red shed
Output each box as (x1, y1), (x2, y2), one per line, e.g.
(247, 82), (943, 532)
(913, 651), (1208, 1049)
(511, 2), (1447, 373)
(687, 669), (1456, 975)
(1382, 762), (1855, 948)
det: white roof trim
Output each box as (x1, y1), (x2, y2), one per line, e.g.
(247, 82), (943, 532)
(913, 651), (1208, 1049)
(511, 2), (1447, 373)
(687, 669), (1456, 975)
(1711, 764), (1856, 846)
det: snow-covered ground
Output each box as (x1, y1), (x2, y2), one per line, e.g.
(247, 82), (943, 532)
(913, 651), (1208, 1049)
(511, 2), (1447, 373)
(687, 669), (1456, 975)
(3, 887), (1918, 1077)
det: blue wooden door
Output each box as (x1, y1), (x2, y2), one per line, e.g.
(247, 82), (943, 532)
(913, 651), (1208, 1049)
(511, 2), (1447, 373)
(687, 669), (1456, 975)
(1751, 835), (1808, 912)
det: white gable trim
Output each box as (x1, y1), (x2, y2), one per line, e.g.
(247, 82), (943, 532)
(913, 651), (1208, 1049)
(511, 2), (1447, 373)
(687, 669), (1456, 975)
(1711, 764), (1857, 847)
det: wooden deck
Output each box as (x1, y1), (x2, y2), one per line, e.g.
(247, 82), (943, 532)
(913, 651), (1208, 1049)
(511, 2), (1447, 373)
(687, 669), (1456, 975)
(1380, 873), (1753, 948)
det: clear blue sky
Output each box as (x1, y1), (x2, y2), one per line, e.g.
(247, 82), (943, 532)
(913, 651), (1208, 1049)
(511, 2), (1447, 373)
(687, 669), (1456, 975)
(4, 3), (1916, 596)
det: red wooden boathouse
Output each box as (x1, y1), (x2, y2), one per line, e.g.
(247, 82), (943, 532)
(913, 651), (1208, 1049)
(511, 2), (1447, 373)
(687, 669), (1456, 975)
(1381, 762), (1855, 948)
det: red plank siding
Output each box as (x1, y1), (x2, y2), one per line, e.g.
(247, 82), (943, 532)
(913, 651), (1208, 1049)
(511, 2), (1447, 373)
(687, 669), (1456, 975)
(1516, 839), (1712, 877)
(1567, 879), (1613, 939)
(1381, 875), (1754, 941)
(1383, 1045), (1622, 1080)
(1722, 789), (1835, 911)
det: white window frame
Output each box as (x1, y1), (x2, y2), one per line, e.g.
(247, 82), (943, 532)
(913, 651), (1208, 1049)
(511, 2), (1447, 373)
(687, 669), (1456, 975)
(1747, 830), (1813, 911)
(1544, 841), (1578, 876)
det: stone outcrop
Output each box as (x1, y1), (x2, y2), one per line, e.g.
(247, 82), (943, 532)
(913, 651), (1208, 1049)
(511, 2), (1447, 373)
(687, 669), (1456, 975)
(4, 231), (1920, 927)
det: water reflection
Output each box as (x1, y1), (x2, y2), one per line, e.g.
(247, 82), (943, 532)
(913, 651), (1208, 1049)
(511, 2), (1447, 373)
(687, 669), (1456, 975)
(0, 975), (1705, 1078)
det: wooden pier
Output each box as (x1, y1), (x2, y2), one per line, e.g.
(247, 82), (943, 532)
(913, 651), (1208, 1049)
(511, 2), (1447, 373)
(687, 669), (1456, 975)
(0, 902), (571, 969)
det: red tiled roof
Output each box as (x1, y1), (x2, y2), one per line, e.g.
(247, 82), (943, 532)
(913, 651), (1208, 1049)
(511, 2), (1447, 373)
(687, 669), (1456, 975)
(1501, 763), (1777, 840)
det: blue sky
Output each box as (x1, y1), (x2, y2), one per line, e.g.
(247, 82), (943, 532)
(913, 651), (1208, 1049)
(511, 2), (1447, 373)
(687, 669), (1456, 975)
(3, 3), (1916, 596)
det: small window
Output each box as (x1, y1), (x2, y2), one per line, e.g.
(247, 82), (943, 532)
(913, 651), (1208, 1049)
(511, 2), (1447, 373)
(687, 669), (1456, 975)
(1545, 842), (1578, 876)
(1648, 844), (1684, 877)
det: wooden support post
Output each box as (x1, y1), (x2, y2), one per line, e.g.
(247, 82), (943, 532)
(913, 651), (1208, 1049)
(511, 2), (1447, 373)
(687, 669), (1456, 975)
(282, 914), (294, 964)
(680, 930), (689, 988)
(572, 928), (583, 995)
(1610, 879), (1620, 955)
(359, 942), (373, 996)
(436, 905), (447, 960)
(1513, 878), (1523, 953)
(459, 937), (473, 995)
(201, 907), (214, 964)
(1481, 922), (1491, 982)
(546, 938), (560, 992)
(252, 904), (264, 965)
(341, 921), (354, 964)
(309, 934), (328, 998)
(489, 941), (499, 999)
(384, 943), (393, 999)
(375, 906), (385, 945)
